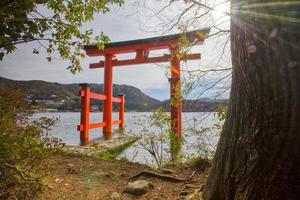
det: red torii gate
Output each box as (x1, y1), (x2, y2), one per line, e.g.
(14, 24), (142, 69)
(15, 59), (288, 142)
(79, 28), (210, 144)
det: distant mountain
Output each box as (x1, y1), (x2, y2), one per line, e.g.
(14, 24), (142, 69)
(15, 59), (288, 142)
(159, 99), (228, 112)
(0, 77), (161, 111)
(0, 77), (228, 112)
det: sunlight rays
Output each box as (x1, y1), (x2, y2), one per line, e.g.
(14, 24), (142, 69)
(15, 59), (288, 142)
(230, 0), (300, 53)
(231, 0), (300, 25)
(239, 1), (300, 9)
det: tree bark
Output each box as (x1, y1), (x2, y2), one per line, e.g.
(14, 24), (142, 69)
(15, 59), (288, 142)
(203, 1), (300, 199)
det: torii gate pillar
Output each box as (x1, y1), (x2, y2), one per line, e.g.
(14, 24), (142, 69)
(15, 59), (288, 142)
(170, 50), (182, 141)
(103, 54), (113, 139)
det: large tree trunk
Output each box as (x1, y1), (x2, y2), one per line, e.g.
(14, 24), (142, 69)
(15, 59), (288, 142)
(203, 1), (300, 199)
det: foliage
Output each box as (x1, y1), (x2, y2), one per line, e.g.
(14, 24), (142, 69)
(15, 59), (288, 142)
(168, 28), (226, 161)
(172, 27), (202, 61)
(169, 28), (209, 109)
(135, 106), (225, 168)
(136, 108), (182, 168)
(189, 106), (227, 159)
(0, 0), (124, 73)
(0, 88), (62, 199)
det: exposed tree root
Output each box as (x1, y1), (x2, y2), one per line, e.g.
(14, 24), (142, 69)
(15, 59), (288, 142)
(130, 170), (187, 182)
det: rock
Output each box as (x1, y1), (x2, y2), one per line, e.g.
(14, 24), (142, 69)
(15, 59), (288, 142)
(185, 189), (204, 200)
(123, 180), (153, 196)
(111, 192), (121, 200)
(160, 168), (175, 174)
(66, 167), (80, 175)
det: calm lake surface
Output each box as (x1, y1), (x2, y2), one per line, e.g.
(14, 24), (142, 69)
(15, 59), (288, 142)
(32, 112), (219, 165)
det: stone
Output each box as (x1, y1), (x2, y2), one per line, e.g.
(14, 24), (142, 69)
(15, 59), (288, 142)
(160, 168), (175, 174)
(66, 166), (80, 175)
(123, 180), (153, 196)
(111, 192), (121, 200)
(185, 189), (203, 200)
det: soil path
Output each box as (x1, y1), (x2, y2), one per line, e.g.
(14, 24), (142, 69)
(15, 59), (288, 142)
(38, 154), (209, 200)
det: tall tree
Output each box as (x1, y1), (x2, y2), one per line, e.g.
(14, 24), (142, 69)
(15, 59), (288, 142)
(203, 0), (300, 199)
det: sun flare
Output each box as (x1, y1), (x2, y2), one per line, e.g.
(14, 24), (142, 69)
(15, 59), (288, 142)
(213, 1), (230, 17)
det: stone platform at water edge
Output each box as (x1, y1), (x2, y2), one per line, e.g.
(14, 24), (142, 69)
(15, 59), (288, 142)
(62, 135), (140, 157)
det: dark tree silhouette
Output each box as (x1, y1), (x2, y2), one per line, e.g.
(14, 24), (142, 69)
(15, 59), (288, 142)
(203, 0), (300, 199)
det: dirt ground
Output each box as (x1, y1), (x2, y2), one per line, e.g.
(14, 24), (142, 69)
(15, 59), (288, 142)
(37, 153), (209, 200)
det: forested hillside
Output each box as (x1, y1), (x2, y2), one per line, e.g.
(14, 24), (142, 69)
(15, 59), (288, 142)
(0, 77), (227, 111)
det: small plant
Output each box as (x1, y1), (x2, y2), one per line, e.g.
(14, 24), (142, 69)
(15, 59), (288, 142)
(136, 108), (183, 168)
(91, 142), (101, 150)
(189, 106), (227, 159)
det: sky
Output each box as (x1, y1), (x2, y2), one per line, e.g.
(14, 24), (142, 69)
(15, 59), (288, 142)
(0, 1), (231, 100)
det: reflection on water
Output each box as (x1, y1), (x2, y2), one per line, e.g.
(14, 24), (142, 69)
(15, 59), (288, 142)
(31, 112), (219, 165)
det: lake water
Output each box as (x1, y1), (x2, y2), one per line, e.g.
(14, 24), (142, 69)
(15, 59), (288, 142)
(32, 112), (220, 166)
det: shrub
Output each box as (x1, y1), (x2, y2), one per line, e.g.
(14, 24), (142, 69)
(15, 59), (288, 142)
(0, 88), (62, 199)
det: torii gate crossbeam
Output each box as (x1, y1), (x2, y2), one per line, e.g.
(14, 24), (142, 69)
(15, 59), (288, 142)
(82, 28), (210, 142)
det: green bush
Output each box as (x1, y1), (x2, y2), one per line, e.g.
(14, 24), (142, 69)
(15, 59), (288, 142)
(0, 88), (62, 199)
